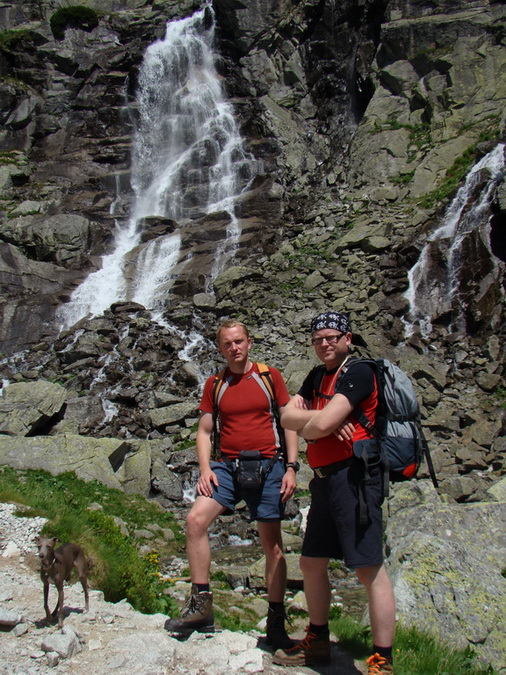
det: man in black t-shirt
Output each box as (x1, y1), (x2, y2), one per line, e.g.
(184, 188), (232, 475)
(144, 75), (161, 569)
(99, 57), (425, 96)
(274, 312), (396, 675)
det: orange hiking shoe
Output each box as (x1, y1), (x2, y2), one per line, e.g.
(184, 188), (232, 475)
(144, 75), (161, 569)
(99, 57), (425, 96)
(366, 652), (394, 674)
(272, 627), (330, 666)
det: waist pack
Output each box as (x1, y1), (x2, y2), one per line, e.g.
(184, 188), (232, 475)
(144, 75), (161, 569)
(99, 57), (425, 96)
(234, 451), (265, 492)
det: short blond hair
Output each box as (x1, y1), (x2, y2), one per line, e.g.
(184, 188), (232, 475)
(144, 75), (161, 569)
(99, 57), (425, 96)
(216, 319), (250, 344)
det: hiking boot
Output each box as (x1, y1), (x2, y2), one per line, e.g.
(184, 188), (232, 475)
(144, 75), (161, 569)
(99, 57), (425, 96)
(366, 652), (394, 674)
(164, 584), (214, 635)
(265, 604), (294, 650)
(272, 627), (330, 666)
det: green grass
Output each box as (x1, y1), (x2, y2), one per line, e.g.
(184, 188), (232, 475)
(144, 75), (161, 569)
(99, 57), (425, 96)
(329, 609), (496, 674)
(0, 467), (182, 614)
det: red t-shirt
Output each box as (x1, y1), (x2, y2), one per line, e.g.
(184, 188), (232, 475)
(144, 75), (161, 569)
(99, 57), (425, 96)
(199, 363), (290, 459)
(299, 361), (378, 468)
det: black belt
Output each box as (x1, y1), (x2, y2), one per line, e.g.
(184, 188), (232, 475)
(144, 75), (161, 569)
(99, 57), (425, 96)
(313, 457), (354, 478)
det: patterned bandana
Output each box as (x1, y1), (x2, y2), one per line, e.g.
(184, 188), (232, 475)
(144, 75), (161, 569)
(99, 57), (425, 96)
(310, 311), (368, 347)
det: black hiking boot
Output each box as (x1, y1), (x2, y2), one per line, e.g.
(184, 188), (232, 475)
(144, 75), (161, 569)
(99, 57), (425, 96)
(266, 604), (294, 650)
(164, 584), (215, 636)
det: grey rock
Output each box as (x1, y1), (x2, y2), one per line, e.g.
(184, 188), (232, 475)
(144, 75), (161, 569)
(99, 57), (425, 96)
(387, 481), (506, 669)
(0, 380), (67, 436)
(41, 631), (81, 659)
(0, 434), (150, 494)
(0, 608), (23, 626)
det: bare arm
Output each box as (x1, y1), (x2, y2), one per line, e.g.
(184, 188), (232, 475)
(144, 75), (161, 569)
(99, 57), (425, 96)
(278, 414), (299, 503)
(300, 393), (354, 440)
(195, 411), (219, 497)
(280, 394), (316, 431)
(282, 391), (358, 443)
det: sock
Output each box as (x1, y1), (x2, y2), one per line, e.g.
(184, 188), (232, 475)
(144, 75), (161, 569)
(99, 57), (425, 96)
(373, 645), (393, 662)
(309, 622), (329, 636)
(195, 583), (210, 593)
(268, 601), (284, 610)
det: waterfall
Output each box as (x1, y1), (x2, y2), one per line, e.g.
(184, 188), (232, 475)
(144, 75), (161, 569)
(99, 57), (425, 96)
(58, 4), (257, 329)
(404, 144), (505, 336)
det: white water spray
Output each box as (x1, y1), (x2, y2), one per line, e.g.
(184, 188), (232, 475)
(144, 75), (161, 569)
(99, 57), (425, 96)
(404, 143), (505, 336)
(58, 5), (257, 329)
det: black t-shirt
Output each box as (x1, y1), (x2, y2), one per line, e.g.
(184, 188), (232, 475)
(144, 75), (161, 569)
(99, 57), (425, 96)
(299, 361), (375, 408)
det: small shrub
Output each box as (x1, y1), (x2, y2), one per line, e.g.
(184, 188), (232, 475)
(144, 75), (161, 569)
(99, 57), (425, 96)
(50, 6), (99, 40)
(0, 29), (31, 53)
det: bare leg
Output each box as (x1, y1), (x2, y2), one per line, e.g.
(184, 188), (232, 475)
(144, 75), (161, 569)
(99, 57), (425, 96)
(186, 496), (226, 584)
(257, 520), (286, 602)
(355, 563), (395, 647)
(299, 555), (331, 625)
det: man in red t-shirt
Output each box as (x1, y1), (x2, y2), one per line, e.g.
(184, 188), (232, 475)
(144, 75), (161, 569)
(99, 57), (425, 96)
(165, 320), (299, 649)
(274, 312), (396, 675)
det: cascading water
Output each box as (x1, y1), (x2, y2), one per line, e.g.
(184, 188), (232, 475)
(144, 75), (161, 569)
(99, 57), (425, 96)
(404, 143), (505, 337)
(57, 4), (257, 329)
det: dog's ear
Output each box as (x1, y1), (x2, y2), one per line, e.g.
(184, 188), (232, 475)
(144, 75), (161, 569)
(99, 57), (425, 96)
(52, 537), (60, 545)
(35, 536), (41, 545)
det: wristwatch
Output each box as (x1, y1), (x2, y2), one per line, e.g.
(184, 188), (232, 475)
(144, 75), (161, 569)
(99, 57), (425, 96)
(286, 461), (300, 472)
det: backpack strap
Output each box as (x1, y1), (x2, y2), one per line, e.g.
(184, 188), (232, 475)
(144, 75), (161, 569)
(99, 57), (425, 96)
(211, 363), (286, 465)
(251, 363), (286, 464)
(336, 358), (389, 519)
(211, 368), (233, 459)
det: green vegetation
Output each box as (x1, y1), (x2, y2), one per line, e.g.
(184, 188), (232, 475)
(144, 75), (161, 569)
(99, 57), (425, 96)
(50, 6), (100, 40)
(0, 28), (31, 53)
(493, 387), (506, 409)
(0, 467), (182, 614)
(214, 602), (259, 633)
(418, 146), (480, 209)
(391, 169), (415, 186)
(0, 151), (20, 166)
(329, 609), (496, 674)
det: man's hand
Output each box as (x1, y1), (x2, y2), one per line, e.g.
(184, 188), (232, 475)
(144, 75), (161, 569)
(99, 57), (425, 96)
(333, 419), (356, 441)
(290, 394), (309, 410)
(196, 467), (219, 498)
(280, 468), (297, 503)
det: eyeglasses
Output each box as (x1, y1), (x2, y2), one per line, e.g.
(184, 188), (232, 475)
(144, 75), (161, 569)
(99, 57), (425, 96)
(311, 334), (343, 346)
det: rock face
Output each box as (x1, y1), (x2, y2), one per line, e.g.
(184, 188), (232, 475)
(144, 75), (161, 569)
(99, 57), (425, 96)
(1, 0), (505, 667)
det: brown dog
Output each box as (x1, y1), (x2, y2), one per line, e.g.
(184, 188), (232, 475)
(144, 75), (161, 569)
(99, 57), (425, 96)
(36, 536), (90, 628)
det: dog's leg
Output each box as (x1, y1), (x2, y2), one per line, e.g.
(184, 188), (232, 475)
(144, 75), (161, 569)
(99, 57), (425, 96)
(74, 550), (90, 612)
(79, 573), (89, 612)
(56, 581), (65, 628)
(43, 579), (51, 622)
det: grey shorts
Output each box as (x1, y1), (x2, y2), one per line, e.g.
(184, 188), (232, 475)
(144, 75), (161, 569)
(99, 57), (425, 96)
(301, 461), (384, 569)
(210, 457), (285, 521)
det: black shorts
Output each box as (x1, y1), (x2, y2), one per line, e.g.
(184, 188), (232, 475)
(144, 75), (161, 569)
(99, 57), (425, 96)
(301, 461), (384, 569)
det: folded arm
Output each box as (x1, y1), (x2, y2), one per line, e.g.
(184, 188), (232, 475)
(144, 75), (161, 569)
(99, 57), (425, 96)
(281, 393), (354, 440)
